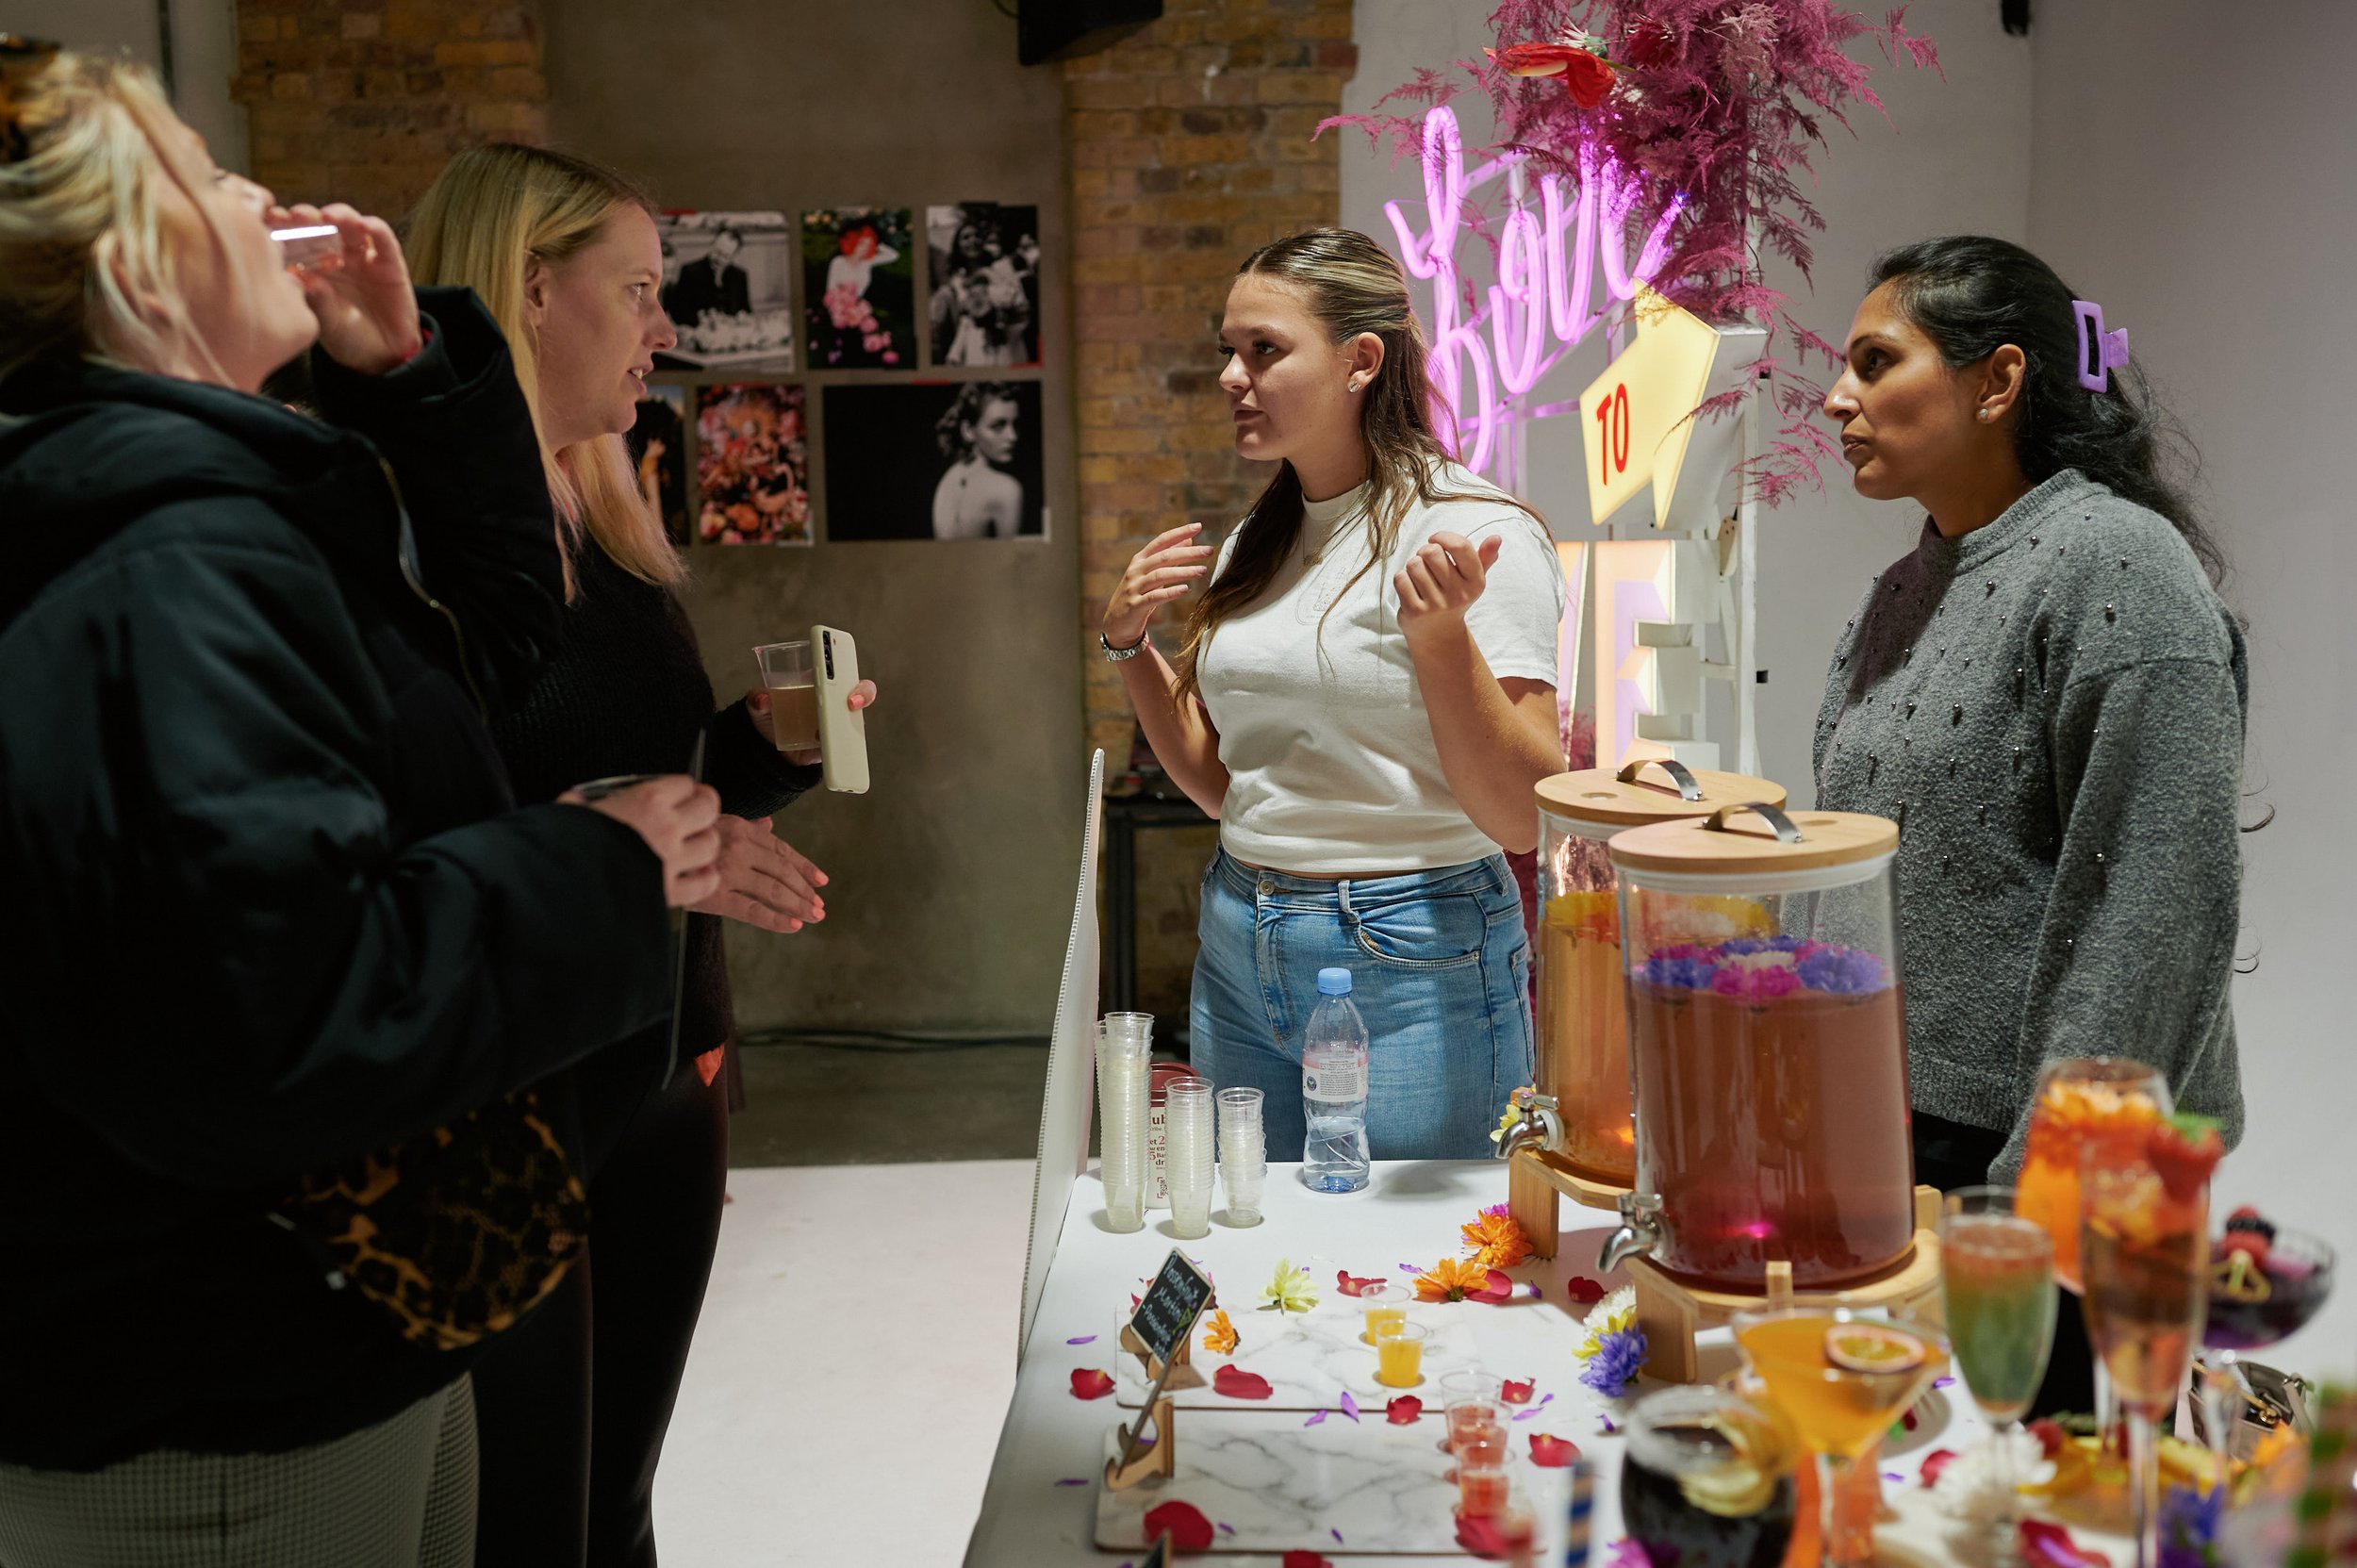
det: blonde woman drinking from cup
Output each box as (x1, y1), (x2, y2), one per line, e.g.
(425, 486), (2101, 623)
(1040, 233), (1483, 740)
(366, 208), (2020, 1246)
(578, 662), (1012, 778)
(1103, 227), (1566, 1164)
(0, 43), (716, 1566)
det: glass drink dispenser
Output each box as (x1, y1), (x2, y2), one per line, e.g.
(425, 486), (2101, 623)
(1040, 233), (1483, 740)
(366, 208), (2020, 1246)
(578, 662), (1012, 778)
(1602, 803), (1915, 1293)
(1530, 761), (1788, 1187)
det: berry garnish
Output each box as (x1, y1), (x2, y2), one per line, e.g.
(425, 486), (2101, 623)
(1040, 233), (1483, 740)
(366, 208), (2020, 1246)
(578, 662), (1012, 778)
(2146, 1113), (2224, 1203)
(2223, 1206), (2277, 1243)
(2219, 1230), (2271, 1268)
(2027, 1418), (2069, 1460)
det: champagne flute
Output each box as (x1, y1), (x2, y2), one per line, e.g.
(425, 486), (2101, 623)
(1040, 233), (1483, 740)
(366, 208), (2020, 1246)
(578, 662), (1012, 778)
(1940, 1187), (2057, 1564)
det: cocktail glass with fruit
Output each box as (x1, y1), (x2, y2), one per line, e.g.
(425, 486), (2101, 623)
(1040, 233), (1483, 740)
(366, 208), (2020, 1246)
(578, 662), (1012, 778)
(1940, 1186), (2057, 1565)
(2199, 1209), (2335, 1493)
(1732, 1301), (1950, 1568)
(2080, 1114), (2222, 1568)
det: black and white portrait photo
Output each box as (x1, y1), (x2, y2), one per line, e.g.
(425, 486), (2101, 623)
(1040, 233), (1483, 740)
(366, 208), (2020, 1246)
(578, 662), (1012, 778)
(926, 203), (1040, 368)
(655, 210), (796, 371)
(822, 381), (1045, 541)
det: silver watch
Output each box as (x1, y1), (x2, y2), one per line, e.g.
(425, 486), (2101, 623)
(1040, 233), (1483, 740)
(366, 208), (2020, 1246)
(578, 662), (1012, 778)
(1099, 630), (1148, 662)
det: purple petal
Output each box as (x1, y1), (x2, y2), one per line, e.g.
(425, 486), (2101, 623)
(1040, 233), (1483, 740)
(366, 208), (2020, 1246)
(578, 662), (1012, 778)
(1066, 1335), (1097, 1345)
(1882, 1472), (1905, 1483)
(1526, 1283), (1543, 1298)
(1514, 1406), (1542, 1421)
(1055, 1477), (1089, 1487)
(1217, 1523), (1235, 1536)
(1400, 1263), (1422, 1273)
(1304, 1410), (1327, 1427)
(1332, 1529), (1346, 1544)
(1600, 1415), (1619, 1434)
(1934, 1375), (1956, 1389)
(1340, 1392), (1360, 1422)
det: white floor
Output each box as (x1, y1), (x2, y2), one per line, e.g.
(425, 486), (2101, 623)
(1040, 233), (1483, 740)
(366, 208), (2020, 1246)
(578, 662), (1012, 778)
(651, 1160), (1034, 1567)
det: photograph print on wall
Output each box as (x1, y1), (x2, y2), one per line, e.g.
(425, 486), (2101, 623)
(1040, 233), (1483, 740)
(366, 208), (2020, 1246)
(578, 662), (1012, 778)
(628, 382), (690, 547)
(822, 381), (1044, 541)
(802, 206), (915, 369)
(926, 202), (1040, 368)
(695, 383), (812, 546)
(656, 210), (796, 371)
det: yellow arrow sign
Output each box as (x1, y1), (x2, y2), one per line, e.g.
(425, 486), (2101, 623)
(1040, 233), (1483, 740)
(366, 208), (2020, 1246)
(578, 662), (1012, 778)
(1577, 286), (1723, 531)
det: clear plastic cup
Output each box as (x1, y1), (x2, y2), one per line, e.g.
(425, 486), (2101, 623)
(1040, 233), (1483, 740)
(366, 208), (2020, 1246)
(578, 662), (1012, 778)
(1216, 1086), (1265, 1227)
(1162, 1076), (1214, 1240)
(1096, 1018), (1150, 1232)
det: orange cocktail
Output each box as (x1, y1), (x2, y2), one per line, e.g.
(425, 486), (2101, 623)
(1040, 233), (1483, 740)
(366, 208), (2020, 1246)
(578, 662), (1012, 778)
(2015, 1060), (2170, 1293)
(1376, 1322), (1427, 1388)
(1539, 889), (1636, 1182)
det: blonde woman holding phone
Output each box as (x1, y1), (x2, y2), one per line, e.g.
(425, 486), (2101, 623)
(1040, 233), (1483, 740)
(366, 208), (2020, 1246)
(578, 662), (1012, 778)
(1104, 227), (1566, 1164)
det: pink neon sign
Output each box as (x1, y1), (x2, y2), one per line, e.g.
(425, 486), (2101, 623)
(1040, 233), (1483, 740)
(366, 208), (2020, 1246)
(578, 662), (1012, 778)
(1384, 105), (1684, 475)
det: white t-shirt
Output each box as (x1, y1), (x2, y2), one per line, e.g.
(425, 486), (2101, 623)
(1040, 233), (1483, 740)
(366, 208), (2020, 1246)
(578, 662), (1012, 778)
(1195, 463), (1565, 874)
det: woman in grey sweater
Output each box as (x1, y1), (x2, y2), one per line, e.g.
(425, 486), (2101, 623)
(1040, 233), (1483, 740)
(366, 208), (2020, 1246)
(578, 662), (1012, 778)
(1816, 237), (2251, 1411)
(1816, 236), (2248, 1182)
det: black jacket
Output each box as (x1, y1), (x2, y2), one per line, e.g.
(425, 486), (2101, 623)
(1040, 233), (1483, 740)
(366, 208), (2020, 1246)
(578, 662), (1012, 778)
(0, 291), (674, 1467)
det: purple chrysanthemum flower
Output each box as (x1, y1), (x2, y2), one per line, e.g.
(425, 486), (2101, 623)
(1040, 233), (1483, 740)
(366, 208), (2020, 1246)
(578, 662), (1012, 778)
(1644, 956), (1718, 989)
(2157, 1483), (2219, 1568)
(1580, 1328), (1648, 1399)
(1796, 946), (1889, 995)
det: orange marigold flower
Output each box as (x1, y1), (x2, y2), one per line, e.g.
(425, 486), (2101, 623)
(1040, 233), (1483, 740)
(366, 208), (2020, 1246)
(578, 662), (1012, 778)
(1416, 1257), (1488, 1302)
(1461, 1209), (1534, 1271)
(1203, 1309), (1238, 1356)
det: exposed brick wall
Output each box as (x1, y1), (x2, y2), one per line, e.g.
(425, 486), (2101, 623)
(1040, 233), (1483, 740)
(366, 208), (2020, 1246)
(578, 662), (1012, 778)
(1067, 0), (1356, 767)
(230, 0), (546, 219)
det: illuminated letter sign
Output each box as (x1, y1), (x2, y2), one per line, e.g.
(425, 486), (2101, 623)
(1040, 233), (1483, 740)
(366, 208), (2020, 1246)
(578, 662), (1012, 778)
(1575, 286), (1724, 531)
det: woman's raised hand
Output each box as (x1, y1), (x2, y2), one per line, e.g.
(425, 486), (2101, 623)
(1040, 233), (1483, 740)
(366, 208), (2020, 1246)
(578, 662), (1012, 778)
(560, 775), (723, 908)
(1395, 529), (1503, 641)
(276, 200), (423, 375)
(1103, 521), (1216, 650)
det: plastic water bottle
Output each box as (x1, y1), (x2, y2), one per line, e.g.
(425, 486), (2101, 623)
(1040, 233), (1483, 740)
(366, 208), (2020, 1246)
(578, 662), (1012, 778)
(1300, 966), (1370, 1193)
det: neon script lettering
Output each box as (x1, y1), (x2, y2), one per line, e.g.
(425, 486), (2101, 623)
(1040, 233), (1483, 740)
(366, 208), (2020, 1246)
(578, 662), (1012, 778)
(1383, 106), (1684, 475)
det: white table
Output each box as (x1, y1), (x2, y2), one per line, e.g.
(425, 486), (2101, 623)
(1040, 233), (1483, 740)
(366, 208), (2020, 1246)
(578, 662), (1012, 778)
(965, 1159), (2123, 1566)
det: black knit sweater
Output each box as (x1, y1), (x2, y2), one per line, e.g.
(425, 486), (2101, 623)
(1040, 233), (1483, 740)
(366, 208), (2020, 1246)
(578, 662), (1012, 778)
(489, 538), (816, 1135)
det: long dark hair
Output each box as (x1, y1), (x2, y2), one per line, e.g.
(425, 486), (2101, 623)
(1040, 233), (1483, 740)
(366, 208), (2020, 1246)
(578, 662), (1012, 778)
(1870, 236), (2227, 586)
(1173, 226), (1541, 704)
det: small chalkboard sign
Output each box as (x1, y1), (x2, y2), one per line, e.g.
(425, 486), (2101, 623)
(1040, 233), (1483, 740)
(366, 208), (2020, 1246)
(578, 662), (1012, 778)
(1129, 1250), (1214, 1367)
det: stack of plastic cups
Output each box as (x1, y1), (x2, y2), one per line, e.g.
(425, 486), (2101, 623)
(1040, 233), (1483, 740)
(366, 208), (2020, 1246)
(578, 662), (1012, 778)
(1162, 1076), (1215, 1240)
(1216, 1086), (1266, 1227)
(1096, 1014), (1152, 1232)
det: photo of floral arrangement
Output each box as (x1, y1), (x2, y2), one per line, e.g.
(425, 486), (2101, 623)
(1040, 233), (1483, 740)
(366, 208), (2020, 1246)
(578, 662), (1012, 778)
(694, 382), (812, 547)
(802, 206), (915, 370)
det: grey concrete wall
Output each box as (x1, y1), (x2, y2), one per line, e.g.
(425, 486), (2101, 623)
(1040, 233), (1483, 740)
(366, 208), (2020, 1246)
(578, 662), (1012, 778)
(543, 0), (1086, 1034)
(14, 0), (247, 171)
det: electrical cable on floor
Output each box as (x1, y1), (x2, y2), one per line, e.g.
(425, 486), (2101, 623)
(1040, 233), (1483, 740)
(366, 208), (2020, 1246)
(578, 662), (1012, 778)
(739, 1028), (1051, 1053)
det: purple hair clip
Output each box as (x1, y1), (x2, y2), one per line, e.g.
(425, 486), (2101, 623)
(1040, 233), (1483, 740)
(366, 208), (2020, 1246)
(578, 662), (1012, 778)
(2072, 299), (2132, 392)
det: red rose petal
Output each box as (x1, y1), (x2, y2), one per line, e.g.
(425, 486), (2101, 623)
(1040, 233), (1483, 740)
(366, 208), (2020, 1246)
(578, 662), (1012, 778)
(1212, 1364), (1273, 1400)
(1455, 1512), (1515, 1560)
(1336, 1270), (1388, 1296)
(1500, 1378), (1535, 1405)
(1919, 1448), (1960, 1487)
(1530, 1432), (1581, 1467)
(2019, 1520), (2107, 1568)
(1467, 1268), (1516, 1304)
(1143, 1500), (1215, 1554)
(1386, 1395), (1423, 1425)
(1566, 1277), (1607, 1304)
(1282, 1553), (1336, 1568)
(1070, 1368), (1115, 1400)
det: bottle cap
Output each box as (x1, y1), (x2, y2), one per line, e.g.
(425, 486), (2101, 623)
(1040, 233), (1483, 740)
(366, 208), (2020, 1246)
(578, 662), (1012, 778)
(1316, 967), (1352, 997)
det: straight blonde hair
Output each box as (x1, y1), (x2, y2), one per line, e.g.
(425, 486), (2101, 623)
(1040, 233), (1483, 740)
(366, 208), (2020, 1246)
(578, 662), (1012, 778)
(0, 51), (241, 387)
(405, 142), (682, 593)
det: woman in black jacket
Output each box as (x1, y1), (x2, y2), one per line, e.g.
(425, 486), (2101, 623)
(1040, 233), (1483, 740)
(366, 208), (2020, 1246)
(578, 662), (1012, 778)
(0, 47), (720, 1566)
(404, 144), (876, 1568)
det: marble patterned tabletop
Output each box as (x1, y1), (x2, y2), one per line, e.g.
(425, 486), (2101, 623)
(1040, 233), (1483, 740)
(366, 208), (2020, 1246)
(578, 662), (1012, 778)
(1112, 1286), (1483, 1412)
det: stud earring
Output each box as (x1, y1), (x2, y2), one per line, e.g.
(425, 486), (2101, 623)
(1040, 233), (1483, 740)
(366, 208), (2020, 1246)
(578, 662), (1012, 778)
(1978, 408), (1993, 421)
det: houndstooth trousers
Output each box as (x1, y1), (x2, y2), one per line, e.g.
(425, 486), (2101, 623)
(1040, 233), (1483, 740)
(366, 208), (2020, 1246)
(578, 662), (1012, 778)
(0, 1378), (476, 1568)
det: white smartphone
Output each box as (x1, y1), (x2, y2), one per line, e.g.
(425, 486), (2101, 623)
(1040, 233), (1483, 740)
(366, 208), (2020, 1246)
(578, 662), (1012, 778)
(811, 624), (869, 794)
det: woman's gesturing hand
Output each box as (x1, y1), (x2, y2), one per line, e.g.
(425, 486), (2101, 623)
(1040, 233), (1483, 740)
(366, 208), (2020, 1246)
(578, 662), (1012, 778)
(687, 817), (829, 933)
(1395, 530), (1503, 641)
(560, 775), (723, 908)
(1102, 521), (1216, 650)
(277, 200), (423, 375)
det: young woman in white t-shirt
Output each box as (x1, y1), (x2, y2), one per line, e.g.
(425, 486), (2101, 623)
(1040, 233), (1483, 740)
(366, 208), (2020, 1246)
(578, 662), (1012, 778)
(1101, 228), (1566, 1161)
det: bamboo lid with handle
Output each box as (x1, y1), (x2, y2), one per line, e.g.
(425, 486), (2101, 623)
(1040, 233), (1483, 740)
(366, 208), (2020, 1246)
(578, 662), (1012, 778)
(1607, 801), (1900, 876)
(1535, 757), (1788, 829)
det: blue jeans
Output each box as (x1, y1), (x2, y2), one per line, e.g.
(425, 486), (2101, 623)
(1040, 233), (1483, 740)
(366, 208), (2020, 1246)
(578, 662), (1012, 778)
(1189, 847), (1534, 1162)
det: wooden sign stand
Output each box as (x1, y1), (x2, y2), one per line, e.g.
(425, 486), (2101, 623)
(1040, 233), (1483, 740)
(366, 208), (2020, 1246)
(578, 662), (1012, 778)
(1508, 1147), (1632, 1260)
(1104, 1323), (1207, 1491)
(1624, 1185), (1946, 1385)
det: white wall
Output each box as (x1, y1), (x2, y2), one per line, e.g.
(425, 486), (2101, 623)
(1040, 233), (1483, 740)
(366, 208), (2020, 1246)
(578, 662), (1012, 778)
(1344, 0), (2353, 1380)
(2026, 0), (2357, 1380)
(8, 0), (246, 171)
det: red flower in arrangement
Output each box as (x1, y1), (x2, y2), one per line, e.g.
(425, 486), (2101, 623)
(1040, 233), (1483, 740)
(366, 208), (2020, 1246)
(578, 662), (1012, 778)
(1566, 1277), (1607, 1305)
(1335, 1270), (1390, 1297)
(1212, 1364), (1273, 1401)
(1500, 1378), (1535, 1405)
(1530, 1432), (1581, 1467)
(1070, 1368), (1115, 1400)
(1143, 1500), (1215, 1554)
(1482, 38), (1618, 109)
(1386, 1395), (1424, 1426)
(1918, 1449), (1960, 1487)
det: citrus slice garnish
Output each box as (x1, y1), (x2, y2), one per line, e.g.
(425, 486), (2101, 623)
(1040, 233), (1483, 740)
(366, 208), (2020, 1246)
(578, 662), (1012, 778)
(1822, 1324), (1926, 1375)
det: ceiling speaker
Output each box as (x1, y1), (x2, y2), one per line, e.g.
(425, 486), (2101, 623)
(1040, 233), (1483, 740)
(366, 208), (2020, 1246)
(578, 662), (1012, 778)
(1018, 0), (1163, 66)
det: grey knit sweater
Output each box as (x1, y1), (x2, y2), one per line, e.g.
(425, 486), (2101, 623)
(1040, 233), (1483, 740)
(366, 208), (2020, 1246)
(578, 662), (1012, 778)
(1812, 470), (2248, 1180)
